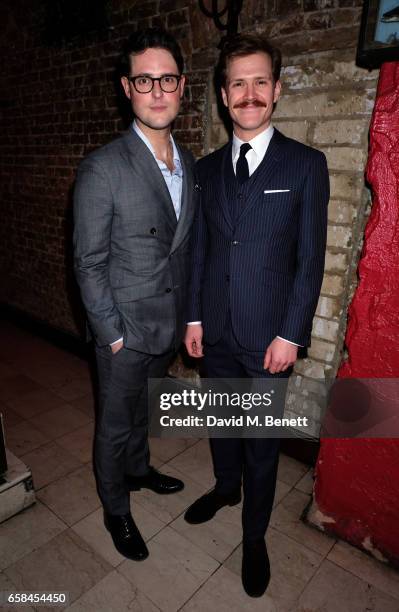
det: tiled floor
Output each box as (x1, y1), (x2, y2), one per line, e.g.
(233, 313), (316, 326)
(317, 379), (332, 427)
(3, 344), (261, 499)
(1, 320), (398, 611)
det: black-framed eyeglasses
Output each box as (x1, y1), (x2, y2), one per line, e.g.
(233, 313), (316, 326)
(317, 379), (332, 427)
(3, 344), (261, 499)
(127, 74), (181, 93)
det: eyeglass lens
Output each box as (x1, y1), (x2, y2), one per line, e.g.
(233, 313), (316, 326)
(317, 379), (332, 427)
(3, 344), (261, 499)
(130, 75), (179, 93)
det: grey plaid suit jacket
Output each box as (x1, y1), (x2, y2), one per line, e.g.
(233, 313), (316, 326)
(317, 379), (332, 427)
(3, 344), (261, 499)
(73, 127), (197, 354)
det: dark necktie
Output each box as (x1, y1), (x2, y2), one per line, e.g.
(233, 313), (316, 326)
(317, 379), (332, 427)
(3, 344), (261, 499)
(236, 143), (252, 184)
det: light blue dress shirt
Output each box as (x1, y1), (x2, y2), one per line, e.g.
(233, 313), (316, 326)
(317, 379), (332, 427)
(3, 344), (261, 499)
(133, 121), (183, 220)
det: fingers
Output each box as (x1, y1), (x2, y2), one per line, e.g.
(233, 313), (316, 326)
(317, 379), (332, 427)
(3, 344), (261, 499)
(111, 339), (123, 354)
(184, 326), (204, 358)
(186, 337), (203, 358)
(264, 339), (297, 373)
(268, 359), (293, 374)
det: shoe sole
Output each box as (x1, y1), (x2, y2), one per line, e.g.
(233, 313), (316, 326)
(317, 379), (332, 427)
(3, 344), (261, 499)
(128, 484), (185, 494)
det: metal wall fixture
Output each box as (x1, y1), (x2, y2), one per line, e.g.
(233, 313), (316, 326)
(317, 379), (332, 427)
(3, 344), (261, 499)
(198, 0), (244, 45)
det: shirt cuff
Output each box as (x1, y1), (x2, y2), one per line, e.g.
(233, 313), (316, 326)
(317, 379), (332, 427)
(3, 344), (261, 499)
(277, 336), (302, 347)
(110, 336), (123, 346)
(187, 321), (202, 325)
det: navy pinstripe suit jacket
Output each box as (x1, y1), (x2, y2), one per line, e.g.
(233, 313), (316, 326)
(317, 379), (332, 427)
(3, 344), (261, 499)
(187, 128), (330, 351)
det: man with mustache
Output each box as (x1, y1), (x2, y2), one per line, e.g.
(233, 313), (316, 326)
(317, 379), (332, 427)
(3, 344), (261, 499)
(184, 33), (329, 597)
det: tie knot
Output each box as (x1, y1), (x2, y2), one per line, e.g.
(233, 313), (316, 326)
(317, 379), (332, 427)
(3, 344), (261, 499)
(239, 143), (251, 157)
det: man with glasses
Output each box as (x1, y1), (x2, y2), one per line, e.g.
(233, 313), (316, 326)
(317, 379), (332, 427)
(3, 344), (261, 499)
(73, 28), (196, 561)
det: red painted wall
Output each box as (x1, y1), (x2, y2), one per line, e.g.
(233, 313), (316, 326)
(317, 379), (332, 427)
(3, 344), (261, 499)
(314, 62), (399, 565)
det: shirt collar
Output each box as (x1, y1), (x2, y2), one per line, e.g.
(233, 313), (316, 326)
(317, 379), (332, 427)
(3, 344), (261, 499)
(232, 124), (274, 162)
(133, 120), (180, 165)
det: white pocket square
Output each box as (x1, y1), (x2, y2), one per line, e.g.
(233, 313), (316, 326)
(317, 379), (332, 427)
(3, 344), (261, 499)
(264, 189), (290, 194)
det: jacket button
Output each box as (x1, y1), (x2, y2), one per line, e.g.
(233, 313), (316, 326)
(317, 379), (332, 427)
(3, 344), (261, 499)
(232, 240), (239, 246)
(237, 193), (243, 199)
(165, 287), (172, 293)
(226, 274), (230, 282)
(150, 227), (157, 235)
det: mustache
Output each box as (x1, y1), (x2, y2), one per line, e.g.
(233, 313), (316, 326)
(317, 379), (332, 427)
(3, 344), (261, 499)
(233, 99), (267, 109)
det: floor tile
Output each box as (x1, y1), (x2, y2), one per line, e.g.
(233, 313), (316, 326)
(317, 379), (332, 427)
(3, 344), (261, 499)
(149, 437), (199, 463)
(66, 356), (93, 379)
(294, 468), (315, 494)
(69, 394), (96, 418)
(274, 479), (292, 507)
(0, 571), (35, 612)
(270, 488), (336, 556)
(66, 570), (159, 611)
(4, 530), (113, 609)
(53, 376), (93, 403)
(0, 501), (66, 570)
(327, 540), (399, 601)
(4, 420), (49, 457)
(167, 439), (215, 489)
(56, 422), (95, 464)
(5, 388), (67, 419)
(294, 559), (399, 612)
(118, 526), (219, 611)
(21, 361), (78, 392)
(72, 505), (165, 567)
(0, 361), (16, 381)
(0, 403), (24, 428)
(131, 465), (207, 525)
(37, 465), (100, 526)
(0, 375), (44, 402)
(224, 527), (323, 611)
(181, 565), (277, 611)
(170, 503), (242, 563)
(21, 441), (82, 489)
(277, 453), (310, 487)
(29, 405), (92, 440)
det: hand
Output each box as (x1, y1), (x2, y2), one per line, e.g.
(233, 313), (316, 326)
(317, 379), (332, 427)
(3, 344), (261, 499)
(110, 338), (123, 354)
(185, 324), (204, 358)
(264, 337), (298, 374)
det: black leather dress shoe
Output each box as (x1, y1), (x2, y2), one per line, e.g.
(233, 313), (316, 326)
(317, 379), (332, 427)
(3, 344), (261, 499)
(184, 488), (241, 524)
(125, 466), (184, 494)
(104, 512), (148, 561)
(241, 539), (270, 597)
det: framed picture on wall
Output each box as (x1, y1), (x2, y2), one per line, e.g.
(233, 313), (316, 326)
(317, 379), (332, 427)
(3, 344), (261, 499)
(357, 0), (399, 67)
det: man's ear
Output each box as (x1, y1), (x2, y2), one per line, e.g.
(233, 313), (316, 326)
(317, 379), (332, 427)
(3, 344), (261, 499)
(221, 86), (228, 108)
(179, 75), (186, 99)
(121, 76), (131, 100)
(273, 79), (282, 104)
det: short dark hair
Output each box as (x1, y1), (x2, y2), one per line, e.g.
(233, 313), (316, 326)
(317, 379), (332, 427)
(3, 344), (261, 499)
(217, 33), (282, 87)
(119, 27), (184, 76)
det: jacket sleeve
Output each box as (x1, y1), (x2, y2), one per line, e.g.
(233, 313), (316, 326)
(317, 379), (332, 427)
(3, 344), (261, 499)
(73, 156), (123, 346)
(278, 151), (330, 346)
(186, 163), (208, 323)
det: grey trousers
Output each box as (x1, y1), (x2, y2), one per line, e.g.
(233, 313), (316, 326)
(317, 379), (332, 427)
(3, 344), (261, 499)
(94, 344), (173, 515)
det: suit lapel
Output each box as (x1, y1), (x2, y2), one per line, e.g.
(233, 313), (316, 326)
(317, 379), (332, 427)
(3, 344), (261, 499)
(213, 143), (234, 230)
(170, 146), (195, 254)
(121, 129), (178, 232)
(236, 129), (288, 225)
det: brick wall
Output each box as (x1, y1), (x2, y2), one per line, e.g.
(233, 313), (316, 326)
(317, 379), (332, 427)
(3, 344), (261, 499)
(0, 0), (212, 335)
(0, 1), (378, 432)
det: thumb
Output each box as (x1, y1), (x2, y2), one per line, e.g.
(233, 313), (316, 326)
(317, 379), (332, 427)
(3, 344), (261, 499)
(264, 346), (272, 370)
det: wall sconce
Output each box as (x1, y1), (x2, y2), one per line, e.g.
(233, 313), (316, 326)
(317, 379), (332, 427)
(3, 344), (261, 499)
(198, 0), (244, 47)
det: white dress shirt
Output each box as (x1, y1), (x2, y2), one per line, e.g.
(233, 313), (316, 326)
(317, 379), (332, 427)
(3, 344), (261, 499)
(232, 124), (274, 177)
(188, 124), (300, 348)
